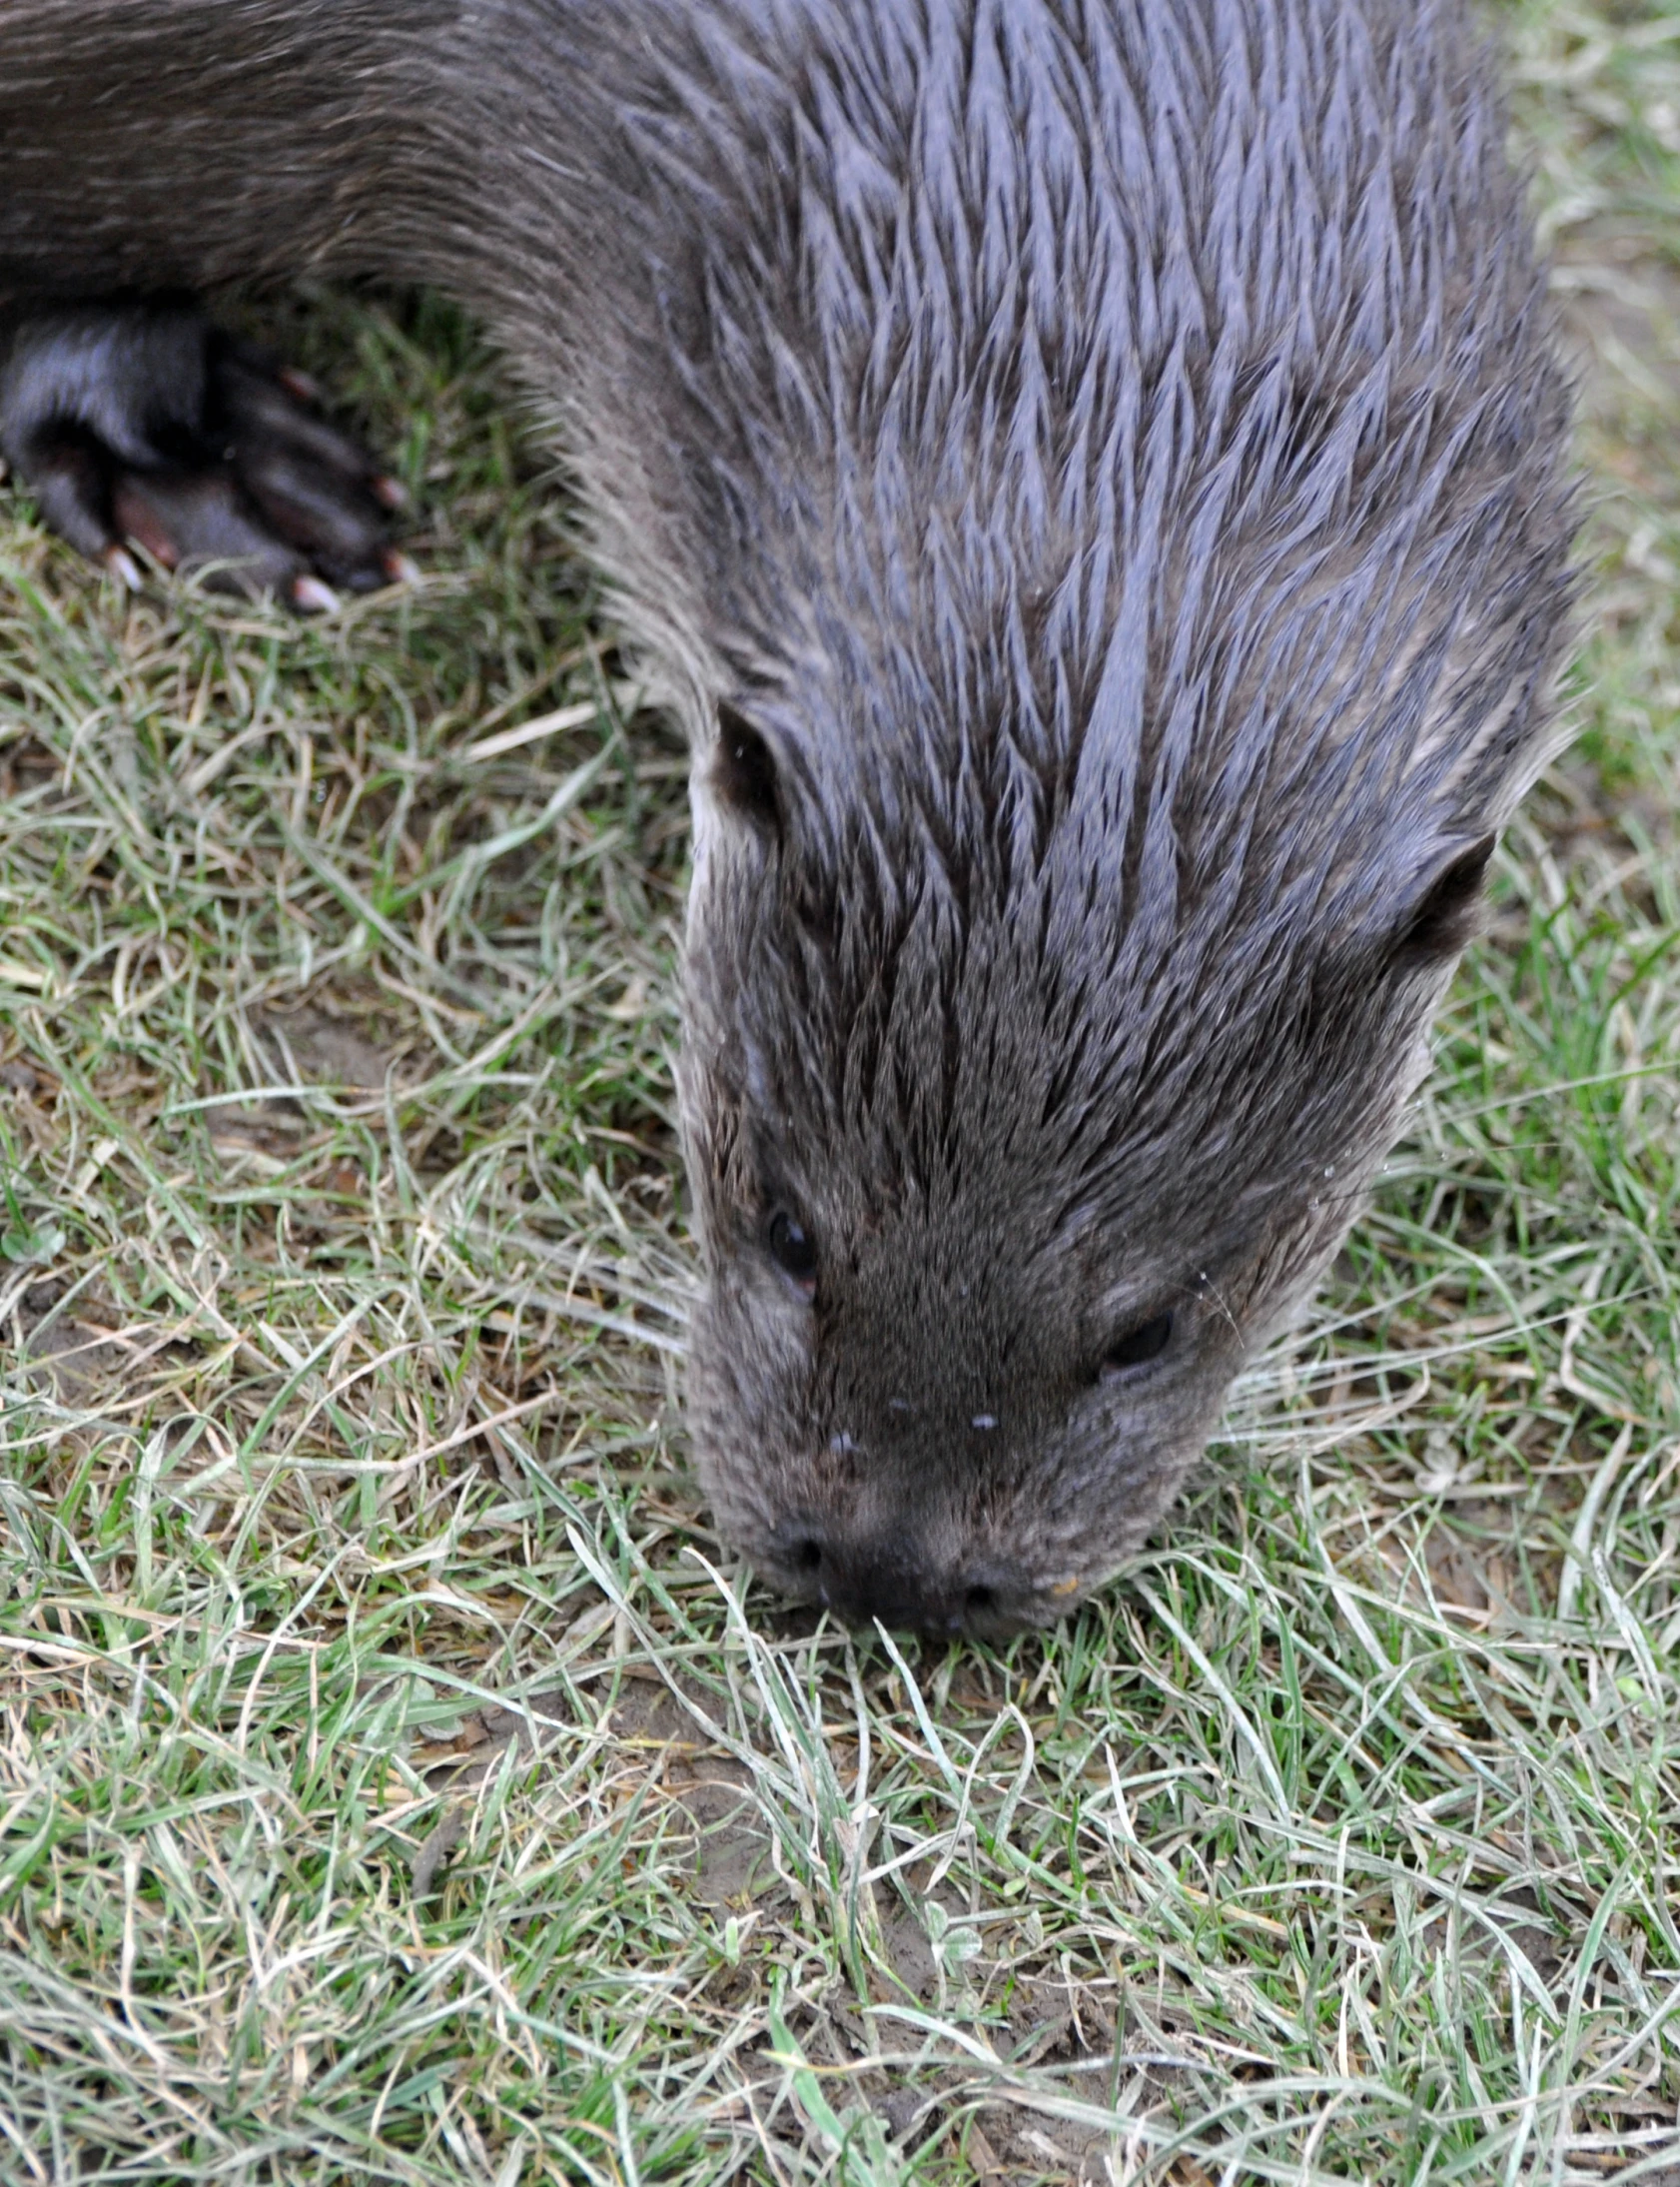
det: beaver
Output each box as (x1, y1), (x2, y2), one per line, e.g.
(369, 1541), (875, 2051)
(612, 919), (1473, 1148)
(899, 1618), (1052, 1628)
(0, 0), (1575, 1634)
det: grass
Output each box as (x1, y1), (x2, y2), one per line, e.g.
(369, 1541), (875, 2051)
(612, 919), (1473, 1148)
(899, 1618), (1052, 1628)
(1, 2), (1677, 2180)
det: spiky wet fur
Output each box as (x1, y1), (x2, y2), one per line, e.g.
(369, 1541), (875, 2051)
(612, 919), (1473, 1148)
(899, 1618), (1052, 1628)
(0, 0), (1575, 1629)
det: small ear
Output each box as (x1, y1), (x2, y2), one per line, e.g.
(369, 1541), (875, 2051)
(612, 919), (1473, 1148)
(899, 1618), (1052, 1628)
(712, 701), (782, 834)
(1387, 832), (1497, 968)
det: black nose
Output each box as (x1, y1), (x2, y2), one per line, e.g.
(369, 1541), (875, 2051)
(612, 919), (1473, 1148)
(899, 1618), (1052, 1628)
(783, 1535), (1014, 1634)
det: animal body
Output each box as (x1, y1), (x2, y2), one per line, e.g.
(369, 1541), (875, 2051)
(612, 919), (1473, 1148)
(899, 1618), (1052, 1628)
(0, 0), (1575, 1633)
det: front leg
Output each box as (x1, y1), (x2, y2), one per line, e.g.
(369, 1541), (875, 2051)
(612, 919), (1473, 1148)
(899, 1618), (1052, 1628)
(0, 302), (408, 605)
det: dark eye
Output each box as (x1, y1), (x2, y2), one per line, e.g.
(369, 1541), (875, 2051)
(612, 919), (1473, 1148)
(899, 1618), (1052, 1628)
(1099, 1311), (1174, 1380)
(766, 1209), (818, 1293)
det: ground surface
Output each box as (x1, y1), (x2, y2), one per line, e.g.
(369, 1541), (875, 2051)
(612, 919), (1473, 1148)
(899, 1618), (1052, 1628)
(1, 4), (1678, 2182)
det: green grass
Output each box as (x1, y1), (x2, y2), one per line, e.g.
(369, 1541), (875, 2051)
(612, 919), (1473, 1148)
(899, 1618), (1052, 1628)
(1, 5), (1678, 2180)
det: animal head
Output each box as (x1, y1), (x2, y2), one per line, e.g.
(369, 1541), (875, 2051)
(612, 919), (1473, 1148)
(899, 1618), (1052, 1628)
(575, 0), (1577, 1628)
(678, 493), (1564, 1631)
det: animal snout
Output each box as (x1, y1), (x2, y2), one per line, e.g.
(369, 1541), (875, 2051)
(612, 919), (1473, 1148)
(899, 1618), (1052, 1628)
(782, 1530), (1025, 1634)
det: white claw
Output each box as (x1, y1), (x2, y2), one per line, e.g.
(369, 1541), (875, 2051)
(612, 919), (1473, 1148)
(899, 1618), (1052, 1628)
(292, 573), (340, 614)
(372, 474), (410, 511)
(105, 545), (143, 590)
(278, 366), (323, 405)
(383, 550), (421, 585)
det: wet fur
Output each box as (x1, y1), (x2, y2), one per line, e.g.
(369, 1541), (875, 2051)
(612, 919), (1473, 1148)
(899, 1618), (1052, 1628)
(0, 0), (1575, 1629)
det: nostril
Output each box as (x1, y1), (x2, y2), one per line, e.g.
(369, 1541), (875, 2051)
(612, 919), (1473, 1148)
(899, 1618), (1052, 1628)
(963, 1583), (997, 1619)
(792, 1538), (823, 1574)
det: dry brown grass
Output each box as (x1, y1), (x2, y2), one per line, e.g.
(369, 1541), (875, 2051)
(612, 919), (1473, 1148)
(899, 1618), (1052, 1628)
(1, 7), (1678, 2179)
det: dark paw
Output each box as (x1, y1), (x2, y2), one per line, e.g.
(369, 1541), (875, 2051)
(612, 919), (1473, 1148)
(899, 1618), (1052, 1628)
(0, 302), (412, 607)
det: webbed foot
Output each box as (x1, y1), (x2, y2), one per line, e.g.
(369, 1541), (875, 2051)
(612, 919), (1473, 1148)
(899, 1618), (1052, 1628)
(0, 302), (408, 605)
